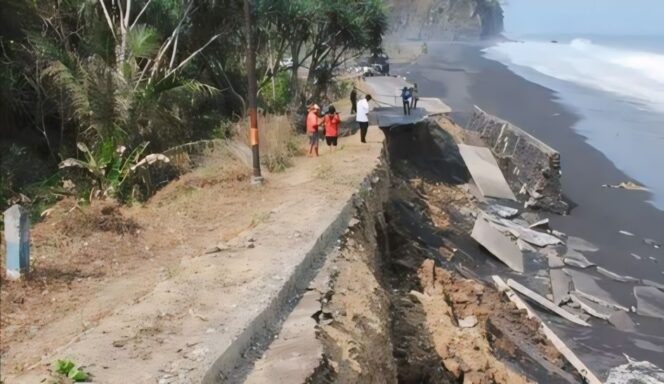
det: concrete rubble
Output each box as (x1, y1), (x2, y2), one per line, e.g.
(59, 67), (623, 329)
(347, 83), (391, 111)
(458, 144), (517, 200)
(506, 279), (589, 326)
(564, 269), (630, 312)
(633, 286), (664, 319)
(467, 106), (568, 214)
(471, 215), (524, 273)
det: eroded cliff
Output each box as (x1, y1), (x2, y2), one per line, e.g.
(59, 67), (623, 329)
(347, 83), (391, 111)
(387, 0), (504, 41)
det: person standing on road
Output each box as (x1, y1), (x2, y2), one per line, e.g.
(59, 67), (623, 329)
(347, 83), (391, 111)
(306, 104), (322, 157)
(324, 105), (341, 150)
(401, 87), (412, 116)
(410, 83), (419, 110)
(350, 87), (357, 115)
(356, 94), (371, 143)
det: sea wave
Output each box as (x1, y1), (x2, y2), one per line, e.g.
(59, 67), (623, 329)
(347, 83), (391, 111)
(484, 38), (664, 113)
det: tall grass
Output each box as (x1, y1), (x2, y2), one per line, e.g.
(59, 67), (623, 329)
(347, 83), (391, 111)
(236, 115), (304, 173)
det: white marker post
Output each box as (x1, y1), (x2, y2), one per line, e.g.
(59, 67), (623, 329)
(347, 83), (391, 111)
(4, 204), (30, 279)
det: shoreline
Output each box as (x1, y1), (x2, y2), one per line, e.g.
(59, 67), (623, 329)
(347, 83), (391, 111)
(394, 41), (664, 374)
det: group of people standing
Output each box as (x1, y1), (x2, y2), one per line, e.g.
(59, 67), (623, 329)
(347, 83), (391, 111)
(306, 87), (373, 157)
(306, 104), (341, 157)
(401, 84), (418, 115)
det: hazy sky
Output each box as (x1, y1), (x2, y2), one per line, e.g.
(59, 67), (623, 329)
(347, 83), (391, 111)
(504, 0), (664, 36)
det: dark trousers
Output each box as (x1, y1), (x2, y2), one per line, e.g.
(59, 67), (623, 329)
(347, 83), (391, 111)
(359, 121), (369, 142)
(403, 100), (410, 115)
(351, 100), (357, 114)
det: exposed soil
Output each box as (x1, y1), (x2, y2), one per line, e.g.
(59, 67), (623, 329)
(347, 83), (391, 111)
(309, 119), (580, 383)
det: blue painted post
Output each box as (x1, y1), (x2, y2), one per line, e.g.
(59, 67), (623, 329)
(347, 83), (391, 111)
(4, 204), (30, 279)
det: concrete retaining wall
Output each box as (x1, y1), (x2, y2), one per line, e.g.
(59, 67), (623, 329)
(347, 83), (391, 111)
(467, 106), (568, 214)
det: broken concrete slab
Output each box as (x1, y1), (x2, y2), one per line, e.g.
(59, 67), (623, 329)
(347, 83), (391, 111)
(642, 279), (664, 291)
(507, 279), (590, 326)
(529, 218), (549, 229)
(550, 269), (572, 305)
(493, 218), (563, 247)
(569, 292), (616, 320)
(516, 239), (537, 252)
(566, 236), (599, 253)
(596, 266), (640, 283)
(607, 311), (636, 332)
(458, 144), (516, 201)
(471, 216), (524, 273)
(467, 107), (568, 214)
(563, 249), (595, 269)
(492, 276), (601, 384)
(565, 269), (630, 312)
(633, 286), (664, 319)
(484, 204), (519, 219)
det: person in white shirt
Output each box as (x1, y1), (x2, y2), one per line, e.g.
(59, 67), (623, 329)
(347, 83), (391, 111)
(355, 94), (371, 143)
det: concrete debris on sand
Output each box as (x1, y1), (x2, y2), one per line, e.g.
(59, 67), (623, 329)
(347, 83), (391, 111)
(549, 269), (572, 305)
(529, 218), (549, 229)
(569, 293), (616, 320)
(602, 181), (649, 191)
(564, 269), (630, 312)
(484, 203), (519, 218)
(471, 215), (524, 273)
(507, 279), (589, 326)
(633, 286), (664, 319)
(606, 357), (664, 384)
(566, 236), (599, 252)
(490, 216), (563, 247)
(457, 144), (517, 200)
(607, 311), (636, 332)
(642, 279), (664, 290)
(596, 266), (640, 283)
(563, 249), (595, 269)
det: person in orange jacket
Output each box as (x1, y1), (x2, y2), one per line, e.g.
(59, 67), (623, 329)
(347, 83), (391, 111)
(323, 105), (341, 150)
(306, 104), (322, 157)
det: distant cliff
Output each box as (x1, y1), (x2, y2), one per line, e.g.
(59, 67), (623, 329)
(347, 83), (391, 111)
(387, 0), (504, 41)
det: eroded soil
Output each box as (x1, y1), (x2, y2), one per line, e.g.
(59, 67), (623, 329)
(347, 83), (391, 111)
(310, 120), (580, 383)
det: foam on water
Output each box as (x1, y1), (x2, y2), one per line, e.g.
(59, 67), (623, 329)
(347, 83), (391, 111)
(482, 38), (664, 210)
(485, 39), (664, 113)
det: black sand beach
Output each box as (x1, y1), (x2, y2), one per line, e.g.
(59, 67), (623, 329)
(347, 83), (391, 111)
(394, 42), (664, 377)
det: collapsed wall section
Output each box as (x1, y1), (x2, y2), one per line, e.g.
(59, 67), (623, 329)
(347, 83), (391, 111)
(467, 106), (568, 214)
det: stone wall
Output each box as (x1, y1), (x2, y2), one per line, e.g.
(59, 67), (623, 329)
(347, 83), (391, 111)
(467, 106), (568, 214)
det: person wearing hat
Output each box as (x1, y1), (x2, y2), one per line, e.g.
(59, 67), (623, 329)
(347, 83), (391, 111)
(306, 104), (323, 157)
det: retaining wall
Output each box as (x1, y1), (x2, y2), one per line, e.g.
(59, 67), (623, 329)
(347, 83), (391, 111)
(467, 106), (568, 214)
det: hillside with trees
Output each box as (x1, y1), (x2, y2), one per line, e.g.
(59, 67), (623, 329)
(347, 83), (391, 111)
(0, 0), (387, 213)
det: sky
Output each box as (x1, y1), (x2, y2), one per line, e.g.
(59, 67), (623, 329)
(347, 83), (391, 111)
(503, 0), (664, 36)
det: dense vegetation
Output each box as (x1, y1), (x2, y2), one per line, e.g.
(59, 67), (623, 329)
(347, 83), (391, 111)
(0, 0), (387, 211)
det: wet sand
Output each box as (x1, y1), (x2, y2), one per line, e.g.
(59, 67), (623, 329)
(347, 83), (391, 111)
(393, 42), (664, 376)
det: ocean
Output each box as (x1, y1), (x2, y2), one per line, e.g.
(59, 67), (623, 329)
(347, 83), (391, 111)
(482, 34), (664, 210)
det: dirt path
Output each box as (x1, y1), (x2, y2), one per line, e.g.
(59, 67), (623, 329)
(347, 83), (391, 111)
(1, 118), (384, 382)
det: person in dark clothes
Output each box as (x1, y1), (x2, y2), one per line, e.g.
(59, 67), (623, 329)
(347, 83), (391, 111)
(356, 94), (371, 143)
(350, 87), (357, 114)
(401, 86), (412, 115)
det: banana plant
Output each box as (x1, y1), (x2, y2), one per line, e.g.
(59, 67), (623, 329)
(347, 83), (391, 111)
(59, 141), (169, 199)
